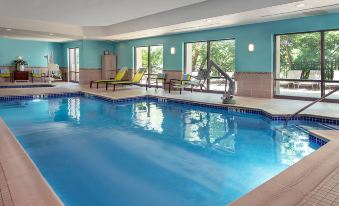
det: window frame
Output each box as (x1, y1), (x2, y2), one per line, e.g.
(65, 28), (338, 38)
(184, 38), (236, 92)
(273, 28), (339, 102)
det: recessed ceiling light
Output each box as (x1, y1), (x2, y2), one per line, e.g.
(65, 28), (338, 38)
(203, 19), (212, 23)
(5, 28), (12, 31)
(49, 33), (54, 36)
(296, 3), (305, 7)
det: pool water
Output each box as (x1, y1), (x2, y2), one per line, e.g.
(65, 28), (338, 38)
(0, 96), (320, 206)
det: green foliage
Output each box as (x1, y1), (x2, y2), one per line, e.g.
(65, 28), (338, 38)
(139, 46), (163, 74)
(210, 40), (235, 76)
(189, 40), (235, 77)
(12, 59), (28, 66)
(279, 31), (339, 80)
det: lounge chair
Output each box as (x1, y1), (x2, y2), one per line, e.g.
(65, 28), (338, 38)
(106, 67), (146, 91)
(190, 69), (209, 91)
(326, 70), (339, 89)
(169, 74), (192, 94)
(0, 68), (11, 81)
(45, 64), (62, 83)
(298, 70), (321, 90)
(146, 73), (167, 91)
(90, 67), (128, 89)
(31, 69), (45, 83)
(279, 70), (302, 89)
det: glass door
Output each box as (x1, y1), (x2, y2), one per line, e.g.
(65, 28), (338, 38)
(209, 40), (235, 91)
(135, 46), (149, 84)
(68, 48), (80, 83)
(324, 30), (339, 100)
(135, 45), (163, 85)
(150, 45), (163, 75)
(185, 42), (208, 90)
(185, 39), (235, 92)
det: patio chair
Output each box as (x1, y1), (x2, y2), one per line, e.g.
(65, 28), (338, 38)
(46, 64), (62, 83)
(169, 74), (192, 94)
(298, 70), (321, 90)
(90, 67), (128, 89)
(31, 69), (45, 83)
(0, 68), (11, 81)
(106, 67), (146, 91)
(279, 70), (302, 89)
(145, 73), (167, 91)
(189, 69), (209, 91)
(326, 70), (339, 89)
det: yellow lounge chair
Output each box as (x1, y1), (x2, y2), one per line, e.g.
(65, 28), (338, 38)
(31, 69), (46, 83)
(0, 68), (11, 81)
(90, 67), (128, 88)
(106, 68), (146, 91)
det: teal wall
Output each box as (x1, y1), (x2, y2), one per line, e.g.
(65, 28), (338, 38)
(0, 39), (114, 69)
(114, 12), (339, 72)
(60, 40), (114, 69)
(0, 38), (63, 67)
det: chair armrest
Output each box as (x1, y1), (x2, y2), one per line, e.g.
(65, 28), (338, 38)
(170, 79), (181, 84)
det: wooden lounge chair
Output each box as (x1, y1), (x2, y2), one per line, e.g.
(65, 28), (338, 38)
(90, 67), (128, 88)
(169, 74), (192, 94)
(106, 68), (146, 91)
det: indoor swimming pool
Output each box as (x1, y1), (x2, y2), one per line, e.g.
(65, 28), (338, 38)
(0, 94), (325, 206)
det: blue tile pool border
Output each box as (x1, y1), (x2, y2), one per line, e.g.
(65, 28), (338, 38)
(1, 91), (339, 126)
(309, 134), (328, 146)
(0, 84), (56, 89)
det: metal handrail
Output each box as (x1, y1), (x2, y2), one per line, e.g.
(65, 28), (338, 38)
(284, 87), (339, 126)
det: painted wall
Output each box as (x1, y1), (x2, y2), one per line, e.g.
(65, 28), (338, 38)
(0, 38), (63, 67)
(114, 12), (339, 72)
(61, 40), (114, 69)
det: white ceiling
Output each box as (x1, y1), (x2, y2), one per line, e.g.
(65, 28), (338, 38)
(0, 0), (207, 26)
(0, 0), (339, 42)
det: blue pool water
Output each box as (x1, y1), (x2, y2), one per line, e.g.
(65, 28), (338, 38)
(0, 96), (321, 206)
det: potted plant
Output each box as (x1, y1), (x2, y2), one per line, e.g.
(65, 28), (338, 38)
(12, 56), (28, 71)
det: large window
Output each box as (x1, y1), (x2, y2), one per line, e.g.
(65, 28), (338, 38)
(135, 45), (163, 84)
(185, 39), (235, 92)
(275, 30), (339, 100)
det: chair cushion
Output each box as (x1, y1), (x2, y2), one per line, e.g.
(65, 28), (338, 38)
(0, 68), (10, 77)
(32, 69), (41, 77)
(157, 73), (166, 79)
(181, 74), (191, 81)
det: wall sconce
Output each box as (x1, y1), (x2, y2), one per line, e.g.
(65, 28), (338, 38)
(170, 47), (176, 55)
(248, 43), (255, 52)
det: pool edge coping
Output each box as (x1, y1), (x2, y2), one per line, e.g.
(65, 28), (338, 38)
(0, 118), (64, 206)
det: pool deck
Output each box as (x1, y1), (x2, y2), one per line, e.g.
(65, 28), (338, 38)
(0, 82), (339, 206)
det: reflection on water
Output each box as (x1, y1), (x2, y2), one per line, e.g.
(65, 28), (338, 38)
(68, 98), (81, 122)
(274, 127), (316, 165)
(47, 97), (81, 122)
(131, 102), (237, 153)
(184, 110), (237, 153)
(132, 102), (164, 133)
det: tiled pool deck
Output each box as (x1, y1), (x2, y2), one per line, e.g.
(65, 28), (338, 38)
(0, 82), (339, 206)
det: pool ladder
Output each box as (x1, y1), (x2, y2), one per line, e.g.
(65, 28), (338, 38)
(284, 87), (339, 126)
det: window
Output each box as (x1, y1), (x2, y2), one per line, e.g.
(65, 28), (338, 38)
(185, 39), (235, 92)
(274, 30), (339, 100)
(134, 45), (163, 84)
(68, 48), (80, 82)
